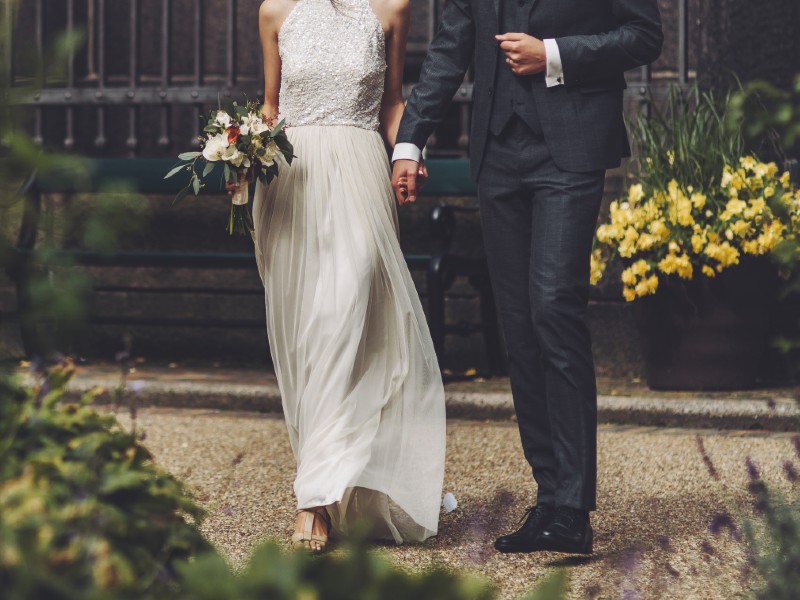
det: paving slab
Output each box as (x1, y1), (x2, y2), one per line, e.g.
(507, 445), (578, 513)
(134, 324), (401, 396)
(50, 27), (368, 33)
(23, 361), (800, 431)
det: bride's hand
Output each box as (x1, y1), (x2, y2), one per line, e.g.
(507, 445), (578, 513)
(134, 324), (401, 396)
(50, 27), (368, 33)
(417, 160), (429, 191)
(225, 168), (254, 196)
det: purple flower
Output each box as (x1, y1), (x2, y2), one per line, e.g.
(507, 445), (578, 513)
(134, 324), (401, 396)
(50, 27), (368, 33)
(709, 512), (734, 536)
(745, 457), (761, 481)
(783, 461), (799, 484)
(696, 436), (719, 480)
(665, 562), (680, 578)
(709, 511), (742, 541)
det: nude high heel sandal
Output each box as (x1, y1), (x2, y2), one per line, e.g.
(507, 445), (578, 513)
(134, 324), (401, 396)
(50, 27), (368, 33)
(292, 508), (331, 553)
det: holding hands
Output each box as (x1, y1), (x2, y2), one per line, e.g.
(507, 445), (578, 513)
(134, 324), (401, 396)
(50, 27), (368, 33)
(496, 32), (547, 76)
(391, 160), (428, 205)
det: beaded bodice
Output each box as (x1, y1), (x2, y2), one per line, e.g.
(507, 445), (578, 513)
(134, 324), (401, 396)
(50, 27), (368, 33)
(278, 0), (386, 131)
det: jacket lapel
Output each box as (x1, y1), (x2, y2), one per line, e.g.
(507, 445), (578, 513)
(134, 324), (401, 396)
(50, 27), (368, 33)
(526, 0), (542, 19)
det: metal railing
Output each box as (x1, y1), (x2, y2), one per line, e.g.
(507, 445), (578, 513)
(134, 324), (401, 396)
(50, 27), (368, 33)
(8, 0), (691, 158)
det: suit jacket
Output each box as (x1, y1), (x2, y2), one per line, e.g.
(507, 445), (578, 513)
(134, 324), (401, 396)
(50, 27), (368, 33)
(396, 0), (663, 179)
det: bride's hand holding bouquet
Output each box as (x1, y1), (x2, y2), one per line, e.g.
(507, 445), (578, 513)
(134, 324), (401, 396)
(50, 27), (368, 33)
(165, 99), (294, 235)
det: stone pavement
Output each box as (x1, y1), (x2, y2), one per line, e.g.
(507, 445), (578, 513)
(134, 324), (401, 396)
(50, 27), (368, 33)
(109, 405), (800, 599)
(36, 359), (800, 430)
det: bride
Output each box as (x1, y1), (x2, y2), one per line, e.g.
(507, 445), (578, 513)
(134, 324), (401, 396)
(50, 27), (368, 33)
(243, 0), (446, 550)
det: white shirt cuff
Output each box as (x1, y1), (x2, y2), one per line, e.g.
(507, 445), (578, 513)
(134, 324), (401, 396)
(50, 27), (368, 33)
(392, 143), (423, 163)
(544, 38), (564, 88)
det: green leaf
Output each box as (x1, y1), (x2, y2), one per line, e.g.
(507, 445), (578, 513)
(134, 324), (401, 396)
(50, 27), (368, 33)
(99, 470), (148, 494)
(520, 569), (569, 600)
(192, 177), (201, 195)
(202, 161), (215, 178)
(224, 163), (231, 183)
(270, 119), (285, 137)
(173, 185), (192, 206)
(164, 164), (186, 179)
(178, 151), (202, 161)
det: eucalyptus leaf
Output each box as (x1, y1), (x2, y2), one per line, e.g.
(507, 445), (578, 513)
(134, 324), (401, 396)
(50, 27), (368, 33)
(178, 151), (202, 161)
(202, 161), (215, 178)
(164, 165), (186, 179)
(270, 119), (285, 137)
(173, 185), (192, 206)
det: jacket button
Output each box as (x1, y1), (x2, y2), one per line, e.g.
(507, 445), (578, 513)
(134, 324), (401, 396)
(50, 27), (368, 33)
(488, 88), (494, 96)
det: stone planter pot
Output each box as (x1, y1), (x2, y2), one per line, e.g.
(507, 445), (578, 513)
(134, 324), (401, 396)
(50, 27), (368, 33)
(636, 257), (779, 390)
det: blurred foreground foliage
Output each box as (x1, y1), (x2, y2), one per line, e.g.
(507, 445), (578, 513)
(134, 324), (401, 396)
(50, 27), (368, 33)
(0, 359), (569, 599)
(744, 482), (800, 600)
(0, 359), (211, 599)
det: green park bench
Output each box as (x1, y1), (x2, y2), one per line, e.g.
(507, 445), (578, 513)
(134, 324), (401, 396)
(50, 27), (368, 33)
(8, 157), (505, 374)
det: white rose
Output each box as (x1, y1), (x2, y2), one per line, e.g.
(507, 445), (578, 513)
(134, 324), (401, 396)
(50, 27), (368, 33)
(202, 133), (229, 162)
(259, 141), (278, 167)
(223, 145), (250, 168)
(215, 111), (232, 128)
(250, 117), (269, 136)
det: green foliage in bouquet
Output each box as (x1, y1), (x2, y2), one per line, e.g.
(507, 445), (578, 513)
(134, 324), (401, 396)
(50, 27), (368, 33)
(0, 359), (211, 600)
(591, 85), (800, 301)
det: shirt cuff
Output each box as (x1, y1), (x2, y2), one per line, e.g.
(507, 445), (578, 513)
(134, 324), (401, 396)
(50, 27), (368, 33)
(543, 38), (564, 88)
(392, 142), (423, 163)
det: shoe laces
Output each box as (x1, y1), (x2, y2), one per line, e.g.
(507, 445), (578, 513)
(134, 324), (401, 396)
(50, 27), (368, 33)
(517, 504), (551, 526)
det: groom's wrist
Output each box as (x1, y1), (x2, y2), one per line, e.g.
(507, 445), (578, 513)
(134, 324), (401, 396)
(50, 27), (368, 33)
(392, 143), (423, 164)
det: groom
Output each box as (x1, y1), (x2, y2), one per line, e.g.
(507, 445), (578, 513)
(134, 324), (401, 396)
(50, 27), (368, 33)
(392, 0), (662, 554)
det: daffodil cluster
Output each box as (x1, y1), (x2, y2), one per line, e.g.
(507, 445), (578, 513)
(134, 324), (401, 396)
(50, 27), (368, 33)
(592, 156), (800, 301)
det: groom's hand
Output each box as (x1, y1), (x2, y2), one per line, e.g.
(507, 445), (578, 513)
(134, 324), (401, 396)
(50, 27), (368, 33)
(496, 33), (547, 76)
(392, 159), (426, 205)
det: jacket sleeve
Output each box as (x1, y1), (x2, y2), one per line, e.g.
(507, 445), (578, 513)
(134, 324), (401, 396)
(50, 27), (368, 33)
(396, 0), (475, 149)
(554, 0), (663, 86)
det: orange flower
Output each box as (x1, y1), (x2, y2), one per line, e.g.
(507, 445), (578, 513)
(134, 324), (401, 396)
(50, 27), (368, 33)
(227, 125), (240, 145)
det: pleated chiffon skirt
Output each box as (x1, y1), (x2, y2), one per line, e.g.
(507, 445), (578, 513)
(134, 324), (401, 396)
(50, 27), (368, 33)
(252, 125), (446, 543)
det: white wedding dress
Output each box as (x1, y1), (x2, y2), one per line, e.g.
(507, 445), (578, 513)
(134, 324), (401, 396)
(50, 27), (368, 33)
(251, 0), (446, 543)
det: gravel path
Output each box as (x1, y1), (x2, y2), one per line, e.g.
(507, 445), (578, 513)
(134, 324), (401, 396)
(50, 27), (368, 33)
(112, 407), (799, 599)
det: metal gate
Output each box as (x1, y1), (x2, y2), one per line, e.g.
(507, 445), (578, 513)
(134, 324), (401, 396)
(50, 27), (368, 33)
(7, 0), (692, 158)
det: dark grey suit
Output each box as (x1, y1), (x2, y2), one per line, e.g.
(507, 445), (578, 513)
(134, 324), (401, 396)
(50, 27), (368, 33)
(397, 0), (662, 510)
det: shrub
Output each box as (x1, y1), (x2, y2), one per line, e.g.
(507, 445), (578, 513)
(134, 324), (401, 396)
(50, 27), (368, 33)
(0, 359), (211, 600)
(741, 451), (800, 600)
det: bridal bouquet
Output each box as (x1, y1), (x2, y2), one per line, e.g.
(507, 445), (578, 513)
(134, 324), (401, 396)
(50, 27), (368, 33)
(165, 99), (294, 235)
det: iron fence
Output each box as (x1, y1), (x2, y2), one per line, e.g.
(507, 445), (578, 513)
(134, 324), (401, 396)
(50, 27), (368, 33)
(8, 0), (692, 157)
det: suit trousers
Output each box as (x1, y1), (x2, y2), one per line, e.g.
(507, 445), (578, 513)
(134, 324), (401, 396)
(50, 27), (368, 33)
(478, 115), (604, 511)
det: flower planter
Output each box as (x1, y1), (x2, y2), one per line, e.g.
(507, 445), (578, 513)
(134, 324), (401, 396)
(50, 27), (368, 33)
(635, 257), (779, 390)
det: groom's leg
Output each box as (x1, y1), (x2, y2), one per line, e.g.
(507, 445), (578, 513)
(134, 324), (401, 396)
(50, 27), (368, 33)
(478, 119), (558, 506)
(523, 156), (604, 512)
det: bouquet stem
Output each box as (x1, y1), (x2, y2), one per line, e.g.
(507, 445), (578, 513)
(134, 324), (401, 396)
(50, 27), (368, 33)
(229, 182), (254, 235)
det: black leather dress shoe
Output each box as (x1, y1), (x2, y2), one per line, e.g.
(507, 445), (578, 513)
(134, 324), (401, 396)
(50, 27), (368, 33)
(494, 504), (555, 553)
(531, 506), (593, 554)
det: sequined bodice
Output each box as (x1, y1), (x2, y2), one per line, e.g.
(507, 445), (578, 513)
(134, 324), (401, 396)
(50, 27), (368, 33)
(278, 0), (386, 131)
